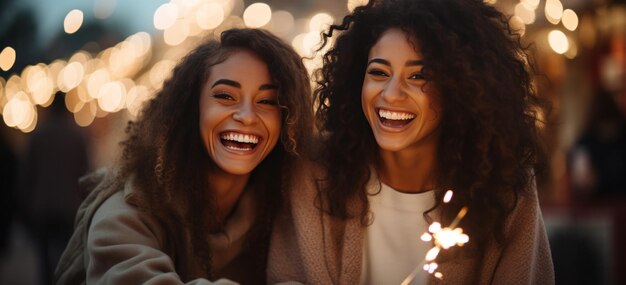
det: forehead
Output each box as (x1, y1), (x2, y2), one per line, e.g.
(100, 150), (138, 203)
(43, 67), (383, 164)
(368, 28), (422, 59)
(207, 49), (271, 83)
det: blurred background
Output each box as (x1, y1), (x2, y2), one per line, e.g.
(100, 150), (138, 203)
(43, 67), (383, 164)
(0, 0), (624, 284)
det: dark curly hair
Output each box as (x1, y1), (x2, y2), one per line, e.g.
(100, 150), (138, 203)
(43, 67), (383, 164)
(315, 0), (546, 256)
(120, 28), (312, 280)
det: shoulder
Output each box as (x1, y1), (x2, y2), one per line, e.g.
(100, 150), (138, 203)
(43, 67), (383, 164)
(89, 182), (165, 248)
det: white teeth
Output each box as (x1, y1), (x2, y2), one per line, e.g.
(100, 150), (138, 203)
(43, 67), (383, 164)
(378, 109), (416, 120)
(225, 145), (252, 151)
(220, 132), (259, 144)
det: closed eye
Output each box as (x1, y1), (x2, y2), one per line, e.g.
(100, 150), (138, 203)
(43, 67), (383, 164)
(258, 99), (278, 105)
(367, 69), (389, 77)
(213, 93), (234, 100)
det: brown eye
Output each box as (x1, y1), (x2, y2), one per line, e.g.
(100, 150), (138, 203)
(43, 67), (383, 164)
(409, 73), (425, 80)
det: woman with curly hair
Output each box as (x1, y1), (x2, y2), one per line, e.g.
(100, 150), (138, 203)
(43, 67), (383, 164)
(268, 0), (554, 284)
(55, 28), (312, 284)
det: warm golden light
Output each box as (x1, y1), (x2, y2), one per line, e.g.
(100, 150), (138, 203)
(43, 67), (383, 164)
(59, 62), (85, 92)
(562, 9), (579, 31)
(521, 0), (540, 10)
(545, 0), (563, 25)
(309, 13), (334, 32)
(421, 232), (432, 242)
(548, 30), (569, 54)
(4, 75), (21, 100)
(243, 3), (272, 28)
(182, 0), (201, 8)
(2, 92), (31, 128)
(428, 222), (442, 233)
(433, 228), (469, 249)
(128, 32), (152, 57)
(443, 190), (453, 203)
(65, 87), (85, 113)
(154, 3), (179, 30)
(564, 39), (578, 59)
(347, 0), (369, 12)
(149, 60), (176, 89)
(0, 47), (16, 71)
(74, 101), (96, 127)
(424, 247), (440, 261)
(97, 81), (125, 112)
(269, 10), (294, 36)
(64, 9), (84, 34)
(164, 18), (190, 46)
(126, 85), (150, 118)
(514, 3), (535, 24)
(70, 51), (92, 64)
(48, 60), (67, 83)
(87, 68), (110, 99)
(25, 65), (54, 105)
(20, 110), (37, 133)
(302, 31), (322, 57)
(509, 15), (526, 37)
(197, 2), (225, 30)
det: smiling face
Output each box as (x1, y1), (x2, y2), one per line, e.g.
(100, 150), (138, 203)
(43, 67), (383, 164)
(362, 28), (442, 154)
(199, 49), (282, 176)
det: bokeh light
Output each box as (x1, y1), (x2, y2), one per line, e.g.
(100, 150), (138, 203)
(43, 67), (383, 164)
(545, 0), (564, 25)
(154, 3), (179, 30)
(0, 47), (16, 71)
(509, 15), (526, 37)
(97, 81), (126, 112)
(74, 100), (97, 127)
(309, 13), (334, 32)
(197, 2), (225, 30)
(562, 9), (579, 31)
(347, 0), (369, 12)
(270, 10), (295, 36)
(243, 3), (272, 28)
(521, 0), (540, 10)
(548, 29), (569, 54)
(164, 18), (190, 46)
(515, 3), (535, 24)
(64, 9), (84, 34)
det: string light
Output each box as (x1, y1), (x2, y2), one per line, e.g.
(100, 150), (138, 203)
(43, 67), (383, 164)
(1, 0), (580, 133)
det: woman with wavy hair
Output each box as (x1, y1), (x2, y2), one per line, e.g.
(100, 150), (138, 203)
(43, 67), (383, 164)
(269, 0), (553, 284)
(55, 28), (312, 284)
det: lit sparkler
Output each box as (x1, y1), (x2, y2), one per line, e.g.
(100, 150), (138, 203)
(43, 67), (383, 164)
(401, 190), (469, 285)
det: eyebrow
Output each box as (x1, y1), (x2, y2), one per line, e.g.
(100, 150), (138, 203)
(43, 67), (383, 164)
(211, 79), (278, 90)
(367, 58), (424, 67)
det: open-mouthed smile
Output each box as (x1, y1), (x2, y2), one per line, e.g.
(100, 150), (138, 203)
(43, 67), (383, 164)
(377, 108), (416, 128)
(219, 131), (260, 152)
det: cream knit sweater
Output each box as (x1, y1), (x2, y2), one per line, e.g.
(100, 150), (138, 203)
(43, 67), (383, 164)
(268, 162), (555, 285)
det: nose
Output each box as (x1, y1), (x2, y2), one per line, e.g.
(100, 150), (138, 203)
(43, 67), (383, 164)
(232, 101), (258, 125)
(381, 76), (407, 103)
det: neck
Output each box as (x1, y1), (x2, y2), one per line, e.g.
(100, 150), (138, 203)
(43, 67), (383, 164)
(208, 168), (251, 224)
(376, 139), (438, 193)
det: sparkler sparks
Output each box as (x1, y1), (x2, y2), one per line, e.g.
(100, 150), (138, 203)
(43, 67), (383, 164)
(401, 190), (469, 285)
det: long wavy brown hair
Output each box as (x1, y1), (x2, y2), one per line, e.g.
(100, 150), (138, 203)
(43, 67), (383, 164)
(119, 28), (312, 280)
(315, 0), (546, 256)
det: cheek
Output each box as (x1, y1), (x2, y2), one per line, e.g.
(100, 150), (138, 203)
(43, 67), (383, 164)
(264, 111), (283, 142)
(361, 79), (379, 103)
